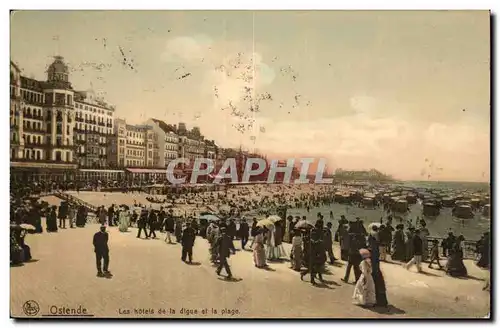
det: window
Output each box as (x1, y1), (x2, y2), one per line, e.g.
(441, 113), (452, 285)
(36, 151), (41, 160)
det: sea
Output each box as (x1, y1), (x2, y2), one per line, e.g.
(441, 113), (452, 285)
(286, 180), (491, 241)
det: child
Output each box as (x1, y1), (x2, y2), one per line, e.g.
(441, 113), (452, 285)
(428, 239), (442, 270)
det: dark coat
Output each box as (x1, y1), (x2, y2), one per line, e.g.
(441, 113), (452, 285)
(413, 234), (423, 256)
(93, 231), (109, 253)
(216, 234), (235, 258)
(239, 221), (249, 237)
(164, 216), (175, 232)
(181, 227), (196, 248)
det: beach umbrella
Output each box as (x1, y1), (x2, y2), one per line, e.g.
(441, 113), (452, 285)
(294, 220), (314, 230)
(256, 218), (274, 227)
(20, 223), (36, 231)
(267, 215), (282, 223)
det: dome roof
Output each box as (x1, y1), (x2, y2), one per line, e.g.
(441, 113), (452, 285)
(48, 56), (69, 74)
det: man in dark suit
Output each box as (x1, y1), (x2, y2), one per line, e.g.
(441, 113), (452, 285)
(93, 225), (110, 277)
(215, 227), (236, 278)
(164, 211), (175, 244)
(239, 219), (250, 250)
(136, 210), (149, 239)
(342, 232), (362, 283)
(58, 201), (68, 229)
(323, 222), (337, 264)
(181, 222), (196, 263)
(107, 205), (115, 227)
(148, 210), (158, 239)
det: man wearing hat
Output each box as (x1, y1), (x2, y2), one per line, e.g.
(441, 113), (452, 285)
(215, 227), (236, 278)
(93, 224), (111, 277)
(181, 222), (196, 263)
(404, 229), (423, 272)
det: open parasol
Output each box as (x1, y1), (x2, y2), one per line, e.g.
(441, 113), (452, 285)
(256, 218), (274, 227)
(200, 214), (220, 222)
(20, 223), (36, 231)
(267, 215), (282, 223)
(367, 222), (381, 231)
(294, 220), (315, 230)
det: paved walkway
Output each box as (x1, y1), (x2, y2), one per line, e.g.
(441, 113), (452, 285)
(11, 222), (490, 319)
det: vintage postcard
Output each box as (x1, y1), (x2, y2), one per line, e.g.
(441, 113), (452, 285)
(9, 10), (490, 319)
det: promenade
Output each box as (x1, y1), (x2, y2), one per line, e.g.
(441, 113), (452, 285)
(11, 221), (490, 319)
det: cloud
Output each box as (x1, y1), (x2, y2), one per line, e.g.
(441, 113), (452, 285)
(161, 35), (212, 62)
(245, 99), (489, 181)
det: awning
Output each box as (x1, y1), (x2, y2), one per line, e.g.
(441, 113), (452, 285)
(126, 168), (168, 174)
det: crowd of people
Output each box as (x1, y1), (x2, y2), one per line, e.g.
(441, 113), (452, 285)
(10, 179), (491, 308)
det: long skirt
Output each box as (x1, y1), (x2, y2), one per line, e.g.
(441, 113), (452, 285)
(266, 244), (286, 260)
(373, 270), (388, 307)
(291, 247), (303, 271)
(353, 273), (376, 306)
(253, 245), (267, 267)
(22, 244), (32, 262)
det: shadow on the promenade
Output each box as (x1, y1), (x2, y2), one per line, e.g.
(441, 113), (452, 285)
(259, 266), (276, 272)
(453, 274), (485, 282)
(10, 263), (24, 268)
(186, 261), (202, 266)
(25, 259), (39, 264)
(364, 304), (406, 315)
(10, 259), (39, 268)
(418, 271), (441, 277)
(217, 277), (243, 283)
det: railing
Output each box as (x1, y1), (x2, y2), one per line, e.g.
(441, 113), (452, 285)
(426, 237), (480, 260)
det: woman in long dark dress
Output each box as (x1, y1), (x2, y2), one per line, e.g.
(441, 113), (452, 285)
(16, 228), (32, 261)
(368, 226), (388, 307)
(46, 206), (58, 232)
(446, 240), (468, 277)
(10, 226), (23, 265)
(391, 224), (406, 261)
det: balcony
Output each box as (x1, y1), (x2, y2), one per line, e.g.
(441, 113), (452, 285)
(54, 143), (76, 150)
(98, 122), (105, 127)
(23, 141), (44, 147)
(76, 139), (86, 145)
(76, 117), (84, 122)
(23, 127), (45, 133)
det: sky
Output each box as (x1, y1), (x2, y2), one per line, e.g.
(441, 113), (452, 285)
(10, 10), (490, 182)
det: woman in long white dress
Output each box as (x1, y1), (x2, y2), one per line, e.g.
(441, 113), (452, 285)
(118, 209), (130, 232)
(353, 248), (377, 307)
(266, 225), (285, 260)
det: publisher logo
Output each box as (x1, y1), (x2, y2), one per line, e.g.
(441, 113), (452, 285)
(23, 300), (40, 316)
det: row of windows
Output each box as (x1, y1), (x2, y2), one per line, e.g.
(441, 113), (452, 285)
(76, 112), (113, 124)
(78, 147), (106, 155)
(75, 103), (113, 116)
(126, 160), (145, 167)
(21, 89), (44, 104)
(74, 123), (112, 134)
(127, 149), (144, 157)
(11, 148), (71, 162)
(166, 153), (177, 159)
